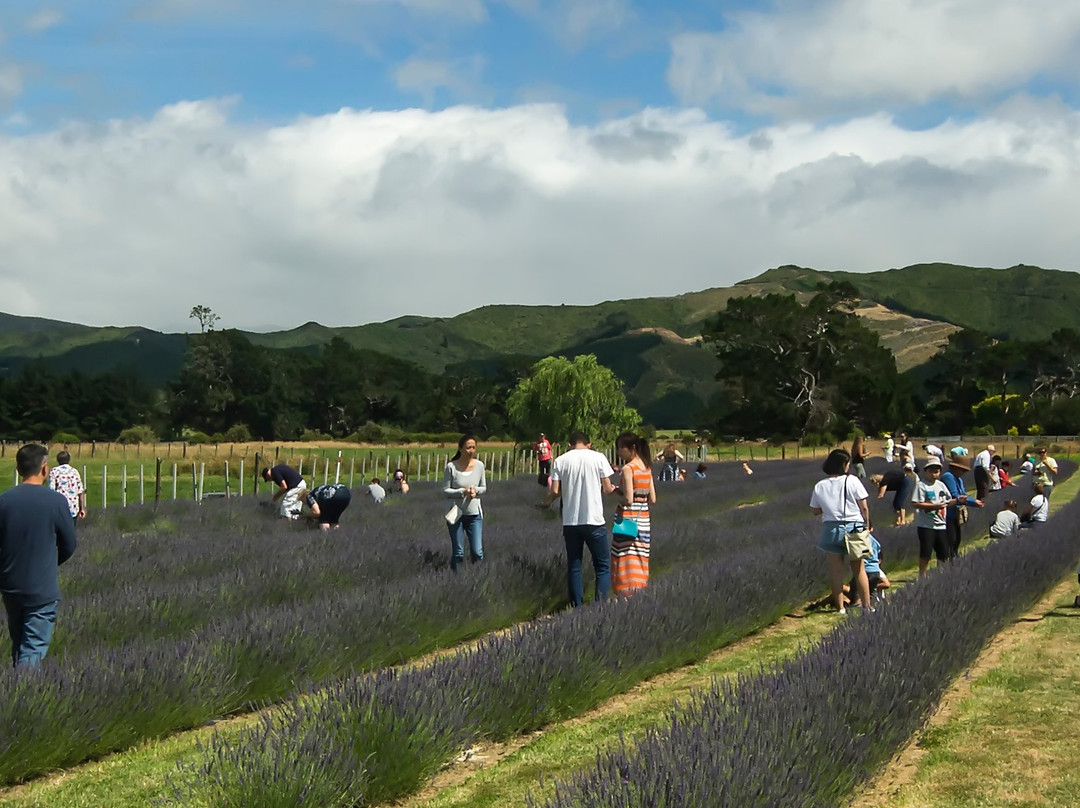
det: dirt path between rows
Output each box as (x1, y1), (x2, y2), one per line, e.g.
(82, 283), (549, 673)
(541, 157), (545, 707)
(393, 612), (817, 806)
(859, 575), (1077, 807)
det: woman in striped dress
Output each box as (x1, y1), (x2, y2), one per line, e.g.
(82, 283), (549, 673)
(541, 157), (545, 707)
(611, 431), (657, 596)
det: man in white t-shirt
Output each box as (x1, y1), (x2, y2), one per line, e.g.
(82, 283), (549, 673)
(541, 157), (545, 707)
(973, 444), (995, 499)
(543, 431), (616, 606)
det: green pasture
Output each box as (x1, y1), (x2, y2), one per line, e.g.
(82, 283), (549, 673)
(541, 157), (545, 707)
(0, 440), (808, 507)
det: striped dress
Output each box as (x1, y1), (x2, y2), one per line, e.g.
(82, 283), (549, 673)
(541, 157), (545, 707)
(611, 463), (652, 596)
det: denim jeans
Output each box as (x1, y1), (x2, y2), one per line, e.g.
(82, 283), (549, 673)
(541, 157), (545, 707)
(3, 597), (58, 667)
(563, 524), (611, 606)
(448, 514), (483, 571)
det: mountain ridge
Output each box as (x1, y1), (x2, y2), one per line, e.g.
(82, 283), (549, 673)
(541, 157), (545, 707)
(2, 262), (1077, 426)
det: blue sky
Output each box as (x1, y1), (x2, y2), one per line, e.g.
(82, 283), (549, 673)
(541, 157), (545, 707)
(1, 1), (1079, 331)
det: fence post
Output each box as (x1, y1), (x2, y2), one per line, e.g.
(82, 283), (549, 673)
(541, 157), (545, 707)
(121, 466), (127, 508)
(155, 458), (162, 503)
(199, 463), (205, 501)
(172, 463), (178, 499)
(349, 456), (355, 488)
(239, 460), (244, 497)
(224, 461), (231, 497)
(139, 465), (145, 505)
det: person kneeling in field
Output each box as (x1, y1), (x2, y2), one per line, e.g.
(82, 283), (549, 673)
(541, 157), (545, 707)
(989, 500), (1020, 540)
(303, 483), (352, 530)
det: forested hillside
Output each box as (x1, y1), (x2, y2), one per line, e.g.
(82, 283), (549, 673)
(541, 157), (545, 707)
(0, 262), (1078, 437)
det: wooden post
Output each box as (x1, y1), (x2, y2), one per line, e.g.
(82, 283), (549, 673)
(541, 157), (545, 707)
(782, 445), (786, 460)
(139, 465), (145, 504)
(224, 461), (231, 497)
(323, 458), (329, 485)
(239, 460), (244, 497)
(154, 459), (162, 503)
(172, 463), (178, 499)
(91, 440), (96, 458)
(349, 456), (355, 488)
(254, 452), (260, 495)
(191, 463), (197, 502)
(121, 466), (127, 508)
(298, 458), (304, 478)
(102, 466), (107, 509)
(361, 456), (367, 480)
(198, 463), (205, 501)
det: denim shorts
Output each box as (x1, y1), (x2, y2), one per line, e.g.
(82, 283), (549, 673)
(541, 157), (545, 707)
(818, 520), (862, 555)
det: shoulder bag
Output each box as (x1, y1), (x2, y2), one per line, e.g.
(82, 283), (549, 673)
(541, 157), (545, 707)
(842, 475), (872, 561)
(612, 516), (639, 539)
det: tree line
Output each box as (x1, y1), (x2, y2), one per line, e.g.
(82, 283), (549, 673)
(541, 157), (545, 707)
(2, 285), (1078, 444)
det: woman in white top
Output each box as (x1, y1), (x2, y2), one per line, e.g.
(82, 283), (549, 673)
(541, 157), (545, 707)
(809, 448), (872, 614)
(442, 434), (487, 571)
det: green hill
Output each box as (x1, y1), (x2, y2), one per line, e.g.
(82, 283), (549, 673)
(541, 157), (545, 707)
(1, 262), (1077, 427)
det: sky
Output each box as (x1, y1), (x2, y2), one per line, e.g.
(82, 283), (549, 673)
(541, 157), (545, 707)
(1, 1), (1079, 332)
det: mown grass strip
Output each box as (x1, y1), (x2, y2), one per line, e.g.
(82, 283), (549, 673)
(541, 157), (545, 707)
(869, 579), (1080, 808)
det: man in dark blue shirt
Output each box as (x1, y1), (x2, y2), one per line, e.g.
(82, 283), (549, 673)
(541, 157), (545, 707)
(303, 483), (352, 530)
(261, 463), (306, 520)
(0, 444), (77, 666)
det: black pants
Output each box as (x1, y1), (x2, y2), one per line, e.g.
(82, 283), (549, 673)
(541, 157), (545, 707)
(539, 459), (551, 476)
(973, 466), (990, 500)
(945, 511), (962, 559)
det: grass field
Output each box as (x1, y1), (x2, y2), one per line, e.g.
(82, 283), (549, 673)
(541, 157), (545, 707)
(0, 439), (839, 506)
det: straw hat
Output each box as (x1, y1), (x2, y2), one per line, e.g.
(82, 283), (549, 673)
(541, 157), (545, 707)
(948, 457), (970, 473)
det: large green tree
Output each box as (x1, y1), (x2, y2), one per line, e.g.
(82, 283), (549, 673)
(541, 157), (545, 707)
(507, 354), (641, 447)
(702, 283), (905, 440)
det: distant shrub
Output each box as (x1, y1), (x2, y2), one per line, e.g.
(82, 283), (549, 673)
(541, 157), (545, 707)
(186, 431), (213, 445)
(800, 431), (836, 448)
(972, 424), (995, 436)
(1007, 426), (1020, 437)
(298, 429), (331, 442)
(50, 431), (81, 445)
(223, 424), (253, 443)
(117, 425), (157, 445)
(1028, 423), (1045, 435)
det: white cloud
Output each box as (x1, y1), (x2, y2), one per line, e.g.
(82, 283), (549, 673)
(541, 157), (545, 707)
(393, 54), (490, 105)
(669, 0), (1080, 114)
(25, 9), (65, 32)
(0, 99), (1078, 332)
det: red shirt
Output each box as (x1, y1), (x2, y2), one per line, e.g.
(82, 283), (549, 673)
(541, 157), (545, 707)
(533, 439), (552, 461)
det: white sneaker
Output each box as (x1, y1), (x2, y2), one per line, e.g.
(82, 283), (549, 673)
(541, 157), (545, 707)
(838, 608), (846, 615)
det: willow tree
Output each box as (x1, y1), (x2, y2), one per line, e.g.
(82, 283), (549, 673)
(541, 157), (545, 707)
(507, 354), (641, 447)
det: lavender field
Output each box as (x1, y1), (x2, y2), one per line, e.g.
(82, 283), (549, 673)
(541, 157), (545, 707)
(1, 457), (1070, 808)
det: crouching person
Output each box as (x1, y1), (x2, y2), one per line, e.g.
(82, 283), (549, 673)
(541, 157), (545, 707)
(848, 533), (890, 606)
(262, 463), (306, 520)
(303, 483), (352, 530)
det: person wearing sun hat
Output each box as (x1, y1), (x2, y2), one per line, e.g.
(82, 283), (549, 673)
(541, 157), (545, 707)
(940, 454), (983, 559)
(910, 455), (953, 576)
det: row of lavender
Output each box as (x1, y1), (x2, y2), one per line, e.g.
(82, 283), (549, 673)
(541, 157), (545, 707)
(539, 473), (1080, 806)
(54, 460), (816, 657)
(0, 461), (818, 784)
(163, 459), (1016, 806)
